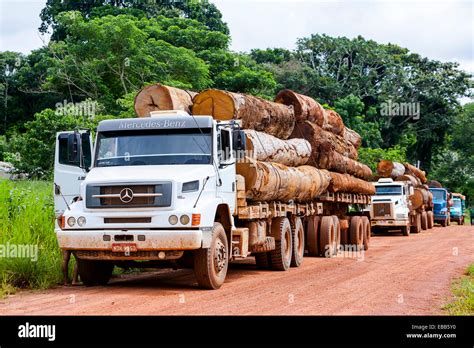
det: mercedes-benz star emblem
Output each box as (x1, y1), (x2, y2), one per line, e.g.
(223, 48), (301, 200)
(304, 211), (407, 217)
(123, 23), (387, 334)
(119, 188), (134, 203)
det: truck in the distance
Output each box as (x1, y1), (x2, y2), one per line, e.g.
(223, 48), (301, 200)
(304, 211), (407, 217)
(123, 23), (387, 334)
(428, 185), (452, 227)
(54, 112), (373, 289)
(450, 193), (466, 225)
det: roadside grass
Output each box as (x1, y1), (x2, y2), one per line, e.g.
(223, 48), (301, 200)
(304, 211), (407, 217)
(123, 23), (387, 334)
(0, 180), (63, 297)
(443, 264), (474, 315)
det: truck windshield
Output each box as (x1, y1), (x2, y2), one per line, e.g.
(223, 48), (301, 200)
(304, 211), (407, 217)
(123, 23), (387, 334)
(431, 190), (446, 201)
(453, 199), (461, 208)
(375, 185), (402, 195)
(95, 128), (212, 167)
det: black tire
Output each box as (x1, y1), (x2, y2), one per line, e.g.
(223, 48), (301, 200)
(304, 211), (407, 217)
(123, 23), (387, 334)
(411, 214), (421, 234)
(427, 211), (434, 229)
(361, 216), (371, 250)
(270, 217), (292, 271)
(76, 258), (114, 286)
(401, 225), (410, 236)
(194, 222), (228, 289)
(332, 216), (341, 256)
(319, 216), (335, 258)
(421, 211), (428, 231)
(290, 217), (304, 267)
(306, 216), (320, 257)
(447, 216), (451, 226)
(441, 217), (447, 227)
(349, 216), (363, 250)
(254, 252), (272, 269)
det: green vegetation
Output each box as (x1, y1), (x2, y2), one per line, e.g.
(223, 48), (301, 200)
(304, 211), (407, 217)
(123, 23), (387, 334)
(0, 180), (62, 297)
(443, 264), (474, 315)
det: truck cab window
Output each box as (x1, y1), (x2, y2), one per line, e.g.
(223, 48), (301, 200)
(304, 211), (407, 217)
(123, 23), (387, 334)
(58, 133), (92, 168)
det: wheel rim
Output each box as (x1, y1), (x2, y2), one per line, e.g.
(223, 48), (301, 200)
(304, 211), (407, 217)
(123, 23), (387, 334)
(214, 239), (227, 274)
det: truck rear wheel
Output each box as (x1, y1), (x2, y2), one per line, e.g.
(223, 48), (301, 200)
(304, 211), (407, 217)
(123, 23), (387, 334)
(401, 225), (410, 236)
(320, 216), (335, 257)
(421, 211), (428, 231)
(427, 211), (434, 229)
(194, 222), (228, 290)
(441, 218), (447, 227)
(76, 259), (114, 286)
(306, 216), (320, 257)
(361, 216), (371, 250)
(447, 216), (451, 226)
(332, 216), (341, 256)
(349, 216), (363, 250)
(270, 217), (292, 271)
(411, 214), (421, 234)
(291, 217), (304, 267)
(255, 252), (272, 270)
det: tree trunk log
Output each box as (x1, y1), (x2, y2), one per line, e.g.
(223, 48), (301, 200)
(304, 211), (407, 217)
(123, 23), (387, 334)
(323, 109), (345, 136)
(290, 121), (358, 160)
(324, 170), (376, 195)
(343, 127), (362, 149)
(244, 130), (311, 167)
(317, 145), (372, 180)
(236, 159), (331, 202)
(395, 174), (421, 187)
(410, 188), (431, 210)
(134, 84), (196, 117)
(274, 89), (325, 124)
(377, 160), (406, 178)
(404, 163), (427, 183)
(193, 89), (295, 139)
(428, 180), (442, 188)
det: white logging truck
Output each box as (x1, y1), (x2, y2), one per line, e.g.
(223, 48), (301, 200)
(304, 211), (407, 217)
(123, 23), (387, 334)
(54, 112), (373, 289)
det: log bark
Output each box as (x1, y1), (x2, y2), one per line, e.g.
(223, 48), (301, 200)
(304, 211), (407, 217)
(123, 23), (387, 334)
(343, 127), (362, 149)
(324, 170), (376, 195)
(290, 121), (358, 160)
(395, 174), (421, 187)
(244, 130), (311, 167)
(323, 109), (345, 136)
(236, 159), (331, 202)
(377, 160), (406, 178)
(410, 188), (431, 210)
(134, 84), (196, 117)
(317, 146), (372, 180)
(274, 89), (325, 124)
(404, 163), (427, 184)
(193, 89), (295, 139)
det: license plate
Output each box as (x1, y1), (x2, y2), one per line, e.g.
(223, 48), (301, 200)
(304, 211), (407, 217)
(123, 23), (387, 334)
(111, 243), (137, 253)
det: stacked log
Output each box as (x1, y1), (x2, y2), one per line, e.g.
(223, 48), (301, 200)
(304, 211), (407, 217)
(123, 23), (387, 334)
(343, 127), (362, 149)
(193, 89), (295, 139)
(377, 160), (406, 178)
(404, 163), (427, 184)
(244, 130), (311, 167)
(134, 84), (196, 117)
(274, 89), (325, 124)
(428, 180), (442, 188)
(323, 110), (345, 136)
(324, 171), (376, 195)
(395, 174), (421, 187)
(291, 121), (358, 160)
(236, 159), (331, 202)
(318, 147), (372, 180)
(410, 187), (431, 210)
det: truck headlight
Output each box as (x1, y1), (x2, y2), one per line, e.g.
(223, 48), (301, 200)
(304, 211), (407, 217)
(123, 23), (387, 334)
(169, 215), (178, 225)
(67, 217), (76, 227)
(182, 180), (199, 193)
(77, 216), (86, 227)
(180, 215), (190, 225)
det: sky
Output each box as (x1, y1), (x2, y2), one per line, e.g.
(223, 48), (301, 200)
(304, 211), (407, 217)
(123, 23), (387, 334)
(0, 0), (473, 74)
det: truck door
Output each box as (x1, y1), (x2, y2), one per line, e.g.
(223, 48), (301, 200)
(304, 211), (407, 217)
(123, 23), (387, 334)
(53, 131), (92, 215)
(216, 127), (236, 214)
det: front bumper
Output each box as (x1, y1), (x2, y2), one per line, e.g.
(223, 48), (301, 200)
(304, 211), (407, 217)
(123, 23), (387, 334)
(371, 219), (408, 227)
(56, 229), (204, 251)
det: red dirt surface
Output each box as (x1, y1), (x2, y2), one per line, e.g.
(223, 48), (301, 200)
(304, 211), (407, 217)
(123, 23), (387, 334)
(1, 225), (472, 315)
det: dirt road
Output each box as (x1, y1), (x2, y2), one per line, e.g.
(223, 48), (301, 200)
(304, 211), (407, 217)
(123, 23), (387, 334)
(1, 225), (472, 315)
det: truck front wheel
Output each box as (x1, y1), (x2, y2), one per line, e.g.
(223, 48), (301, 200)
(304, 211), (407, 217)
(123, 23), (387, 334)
(76, 259), (114, 286)
(421, 211), (428, 231)
(194, 222), (228, 290)
(270, 217), (292, 271)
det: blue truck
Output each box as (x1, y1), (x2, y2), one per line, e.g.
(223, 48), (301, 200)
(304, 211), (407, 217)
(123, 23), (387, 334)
(429, 187), (451, 227)
(450, 193), (466, 225)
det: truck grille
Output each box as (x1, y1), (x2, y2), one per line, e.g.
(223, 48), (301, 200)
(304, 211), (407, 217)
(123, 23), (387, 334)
(86, 183), (172, 208)
(373, 202), (392, 218)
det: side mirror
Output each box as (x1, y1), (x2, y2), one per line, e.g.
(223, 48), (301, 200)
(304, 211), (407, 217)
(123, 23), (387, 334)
(67, 132), (81, 164)
(233, 130), (246, 159)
